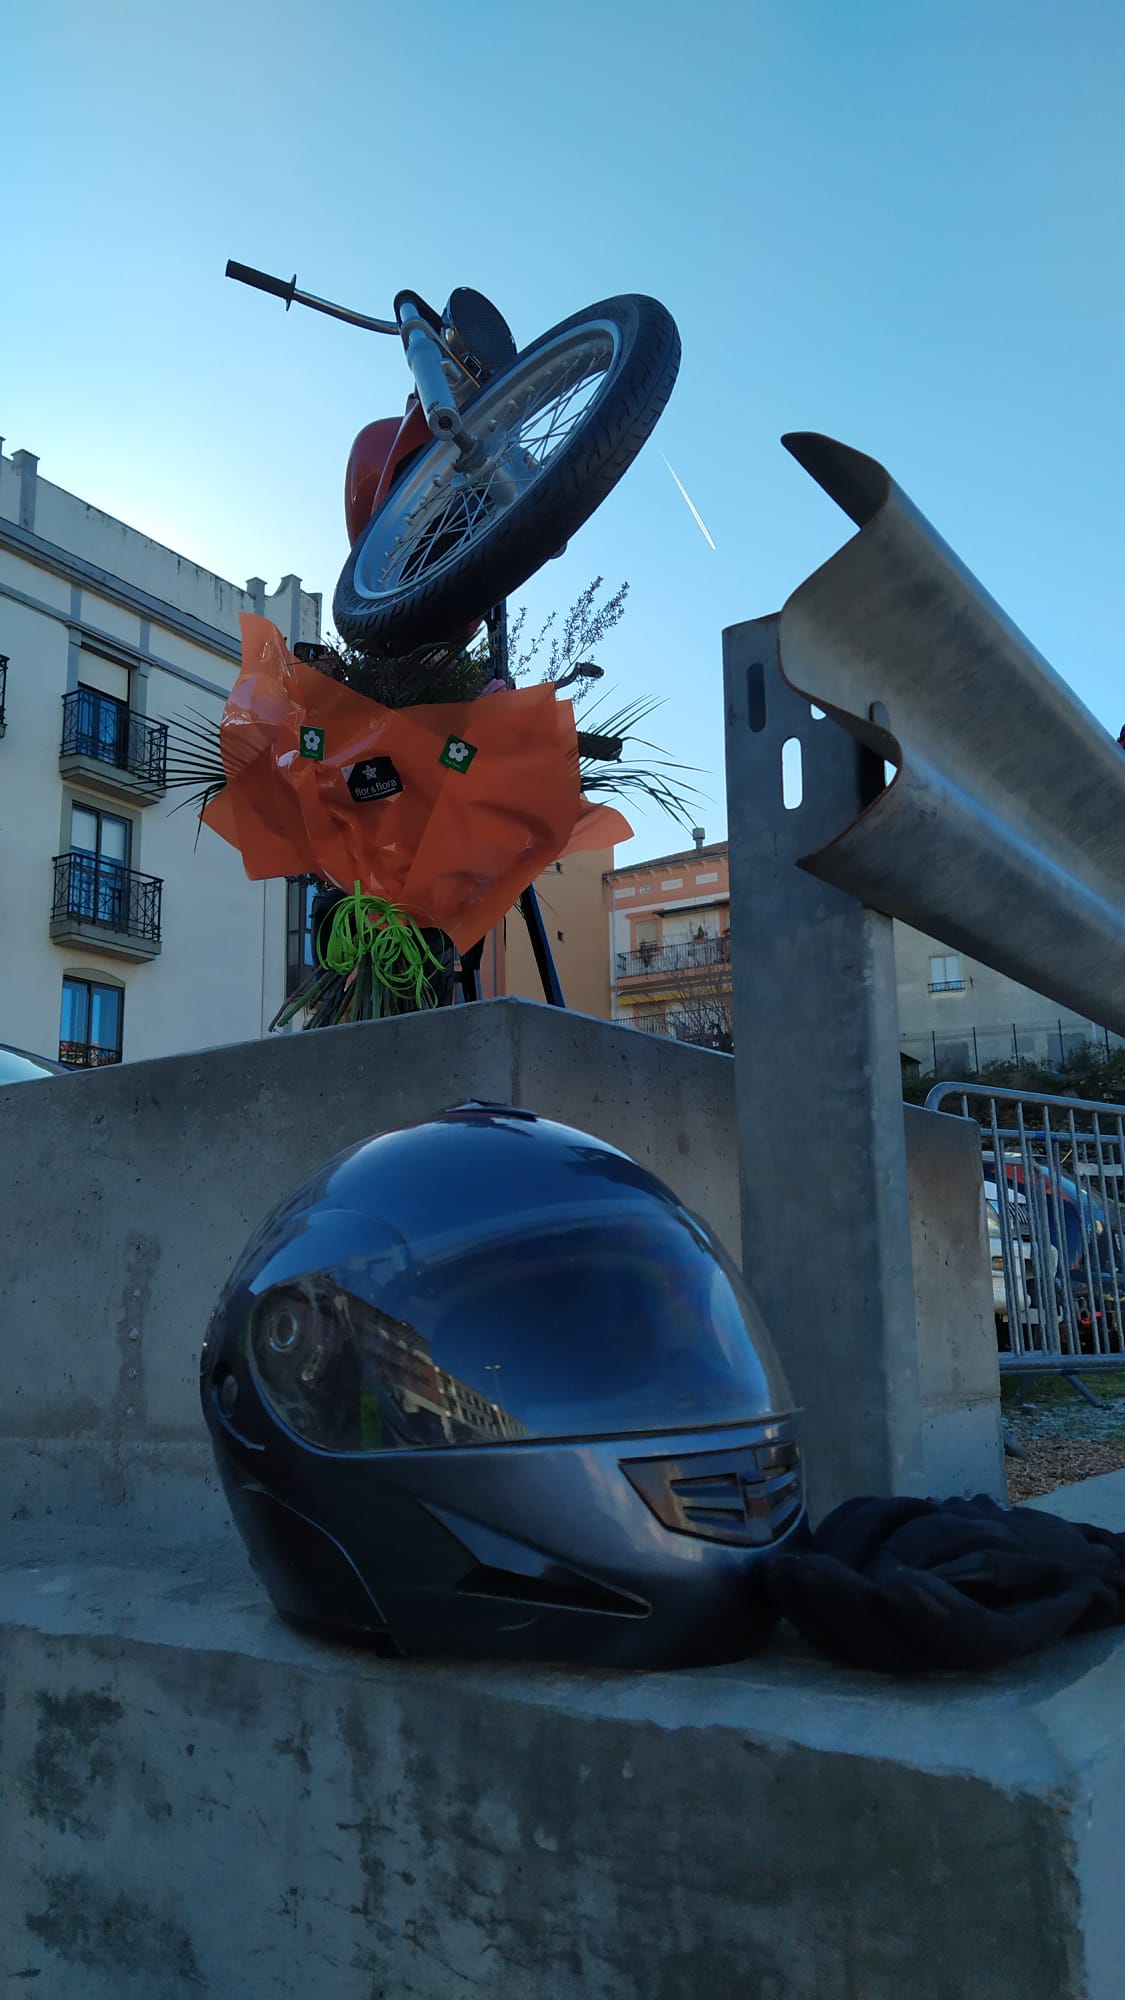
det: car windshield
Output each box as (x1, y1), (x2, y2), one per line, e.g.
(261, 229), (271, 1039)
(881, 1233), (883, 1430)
(0, 1046), (67, 1083)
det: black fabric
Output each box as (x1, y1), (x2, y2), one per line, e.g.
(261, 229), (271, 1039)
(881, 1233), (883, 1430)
(766, 1495), (1125, 1673)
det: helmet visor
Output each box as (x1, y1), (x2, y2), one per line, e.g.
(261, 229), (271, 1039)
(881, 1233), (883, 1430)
(247, 1206), (788, 1453)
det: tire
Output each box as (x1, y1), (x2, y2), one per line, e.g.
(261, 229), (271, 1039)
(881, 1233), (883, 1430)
(333, 295), (681, 653)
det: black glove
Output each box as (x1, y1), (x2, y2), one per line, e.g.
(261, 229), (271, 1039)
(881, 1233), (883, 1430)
(766, 1494), (1125, 1672)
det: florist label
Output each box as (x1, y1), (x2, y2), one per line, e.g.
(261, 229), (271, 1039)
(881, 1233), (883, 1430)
(345, 757), (405, 804)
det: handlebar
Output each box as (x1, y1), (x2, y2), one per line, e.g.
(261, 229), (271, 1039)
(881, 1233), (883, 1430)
(225, 259), (398, 336)
(225, 260), (298, 307)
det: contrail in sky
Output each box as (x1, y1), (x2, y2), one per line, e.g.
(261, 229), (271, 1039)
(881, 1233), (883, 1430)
(661, 453), (717, 550)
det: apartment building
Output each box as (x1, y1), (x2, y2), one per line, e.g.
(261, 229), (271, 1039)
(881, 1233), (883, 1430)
(894, 924), (1122, 1074)
(605, 830), (1116, 1071)
(604, 833), (732, 1050)
(0, 440), (320, 1067)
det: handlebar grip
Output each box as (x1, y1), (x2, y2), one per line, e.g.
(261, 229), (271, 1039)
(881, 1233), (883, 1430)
(225, 260), (296, 306)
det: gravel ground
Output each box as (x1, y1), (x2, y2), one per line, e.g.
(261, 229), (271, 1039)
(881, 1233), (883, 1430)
(1002, 1370), (1125, 1501)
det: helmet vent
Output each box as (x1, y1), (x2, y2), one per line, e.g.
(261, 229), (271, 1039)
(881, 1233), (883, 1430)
(459, 1563), (650, 1619)
(623, 1434), (803, 1548)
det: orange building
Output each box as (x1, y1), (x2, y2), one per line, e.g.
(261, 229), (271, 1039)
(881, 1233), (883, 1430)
(604, 834), (732, 1050)
(479, 845), (615, 1018)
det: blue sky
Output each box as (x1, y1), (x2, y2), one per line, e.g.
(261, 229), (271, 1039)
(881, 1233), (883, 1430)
(6, 0), (1122, 860)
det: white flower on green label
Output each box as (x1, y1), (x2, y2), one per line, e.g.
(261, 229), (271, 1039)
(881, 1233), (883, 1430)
(299, 726), (325, 761)
(439, 734), (478, 773)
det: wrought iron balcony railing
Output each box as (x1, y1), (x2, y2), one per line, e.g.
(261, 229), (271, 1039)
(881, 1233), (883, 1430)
(629, 1006), (733, 1049)
(58, 1039), (122, 1068)
(616, 935), (731, 979)
(52, 853), (163, 944)
(60, 688), (167, 788)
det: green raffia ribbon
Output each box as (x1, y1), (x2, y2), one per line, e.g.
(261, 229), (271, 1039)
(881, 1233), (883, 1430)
(319, 882), (446, 1013)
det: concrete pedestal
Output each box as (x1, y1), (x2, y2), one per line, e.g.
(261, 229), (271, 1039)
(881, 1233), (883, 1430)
(1, 1491), (1123, 1999)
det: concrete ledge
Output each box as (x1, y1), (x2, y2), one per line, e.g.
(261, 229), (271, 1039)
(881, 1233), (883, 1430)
(47, 915), (162, 961)
(3, 1487), (1124, 1999)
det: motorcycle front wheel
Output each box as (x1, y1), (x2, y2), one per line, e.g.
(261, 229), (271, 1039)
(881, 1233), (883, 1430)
(332, 294), (680, 653)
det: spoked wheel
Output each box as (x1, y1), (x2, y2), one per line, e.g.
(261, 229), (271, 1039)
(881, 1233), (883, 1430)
(333, 294), (680, 653)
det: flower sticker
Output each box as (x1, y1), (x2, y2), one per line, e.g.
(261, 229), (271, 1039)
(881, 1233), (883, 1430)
(300, 726), (326, 761)
(439, 734), (478, 774)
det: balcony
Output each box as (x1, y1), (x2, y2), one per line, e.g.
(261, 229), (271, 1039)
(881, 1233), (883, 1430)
(59, 1040), (122, 1068)
(928, 979), (966, 994)
(0, 653), (7, 736)
(59, 688), (167, 804)
(628, 1006), (734, 1052)
(616, 935), (731, 981)
(50, 853), (163, 962)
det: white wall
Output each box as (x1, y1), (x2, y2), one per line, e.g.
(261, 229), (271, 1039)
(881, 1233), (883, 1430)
(894, 921), (1121, 1069)
(0, 441), (320, 1065)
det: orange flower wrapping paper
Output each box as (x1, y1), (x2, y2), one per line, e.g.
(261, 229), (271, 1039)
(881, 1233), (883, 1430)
(203, 616), (631, 952)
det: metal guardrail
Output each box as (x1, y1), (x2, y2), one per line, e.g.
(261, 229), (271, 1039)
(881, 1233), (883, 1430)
(772, 432), (1125, 1039)
(723, 433), (1125, 1502)
(51, 853), (163, 943)
(617, 937), (730, 978)
(927, 1081), (1125, 1370)
(60, 688), (167, 788)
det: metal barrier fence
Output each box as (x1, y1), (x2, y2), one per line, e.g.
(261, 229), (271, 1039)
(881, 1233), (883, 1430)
(903, 1021), (1124, 1078)
(926, 1081), (1125, 1371)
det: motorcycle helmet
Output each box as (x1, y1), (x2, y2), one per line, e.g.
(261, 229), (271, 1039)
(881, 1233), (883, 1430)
(201, 1103), (806, 1668)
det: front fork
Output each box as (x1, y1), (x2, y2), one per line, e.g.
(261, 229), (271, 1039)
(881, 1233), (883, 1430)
(395, 293), (484, 465)
(394, 293), (534, 506)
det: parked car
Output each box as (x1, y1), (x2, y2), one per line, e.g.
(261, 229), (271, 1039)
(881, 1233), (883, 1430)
(0, 1044), (73, 1084)
(984, 1151), (1125, 1349)
(984, 1194), (1034, 1320)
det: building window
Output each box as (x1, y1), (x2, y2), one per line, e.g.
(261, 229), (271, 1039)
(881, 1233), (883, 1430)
(286, 877), (319, 995)
(633, 919), (659, 966)
(928, 953), (965, 994)
(71, 683), (129, 766)
(68, 802), (131, 926)
(60, 976), (123, 1066)
(78, 650), (131, 708)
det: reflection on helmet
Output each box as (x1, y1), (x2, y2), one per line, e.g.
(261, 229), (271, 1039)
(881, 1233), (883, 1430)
(202, 1103), (806, 1669)
(248, 1278), (529, 1454)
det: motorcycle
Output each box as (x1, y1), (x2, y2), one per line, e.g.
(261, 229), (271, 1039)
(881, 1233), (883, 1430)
(225, 262), (681, 657)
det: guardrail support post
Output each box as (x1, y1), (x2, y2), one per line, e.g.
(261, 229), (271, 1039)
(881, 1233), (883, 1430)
(724, 618), (926, 1518)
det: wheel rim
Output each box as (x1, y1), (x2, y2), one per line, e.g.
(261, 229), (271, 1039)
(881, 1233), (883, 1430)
(351, 322), (621, 602)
